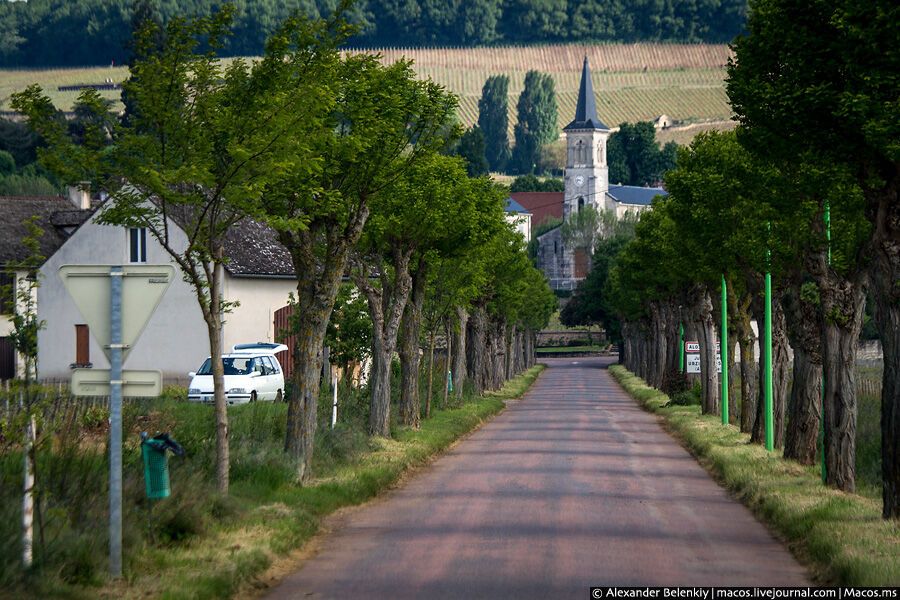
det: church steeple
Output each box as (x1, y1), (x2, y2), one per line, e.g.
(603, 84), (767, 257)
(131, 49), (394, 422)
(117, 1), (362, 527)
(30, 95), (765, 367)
(565, 56), (608, 131)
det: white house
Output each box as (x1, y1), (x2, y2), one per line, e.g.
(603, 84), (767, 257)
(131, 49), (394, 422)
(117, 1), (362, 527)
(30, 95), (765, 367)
(37, 202), (298, 383)
(504, 197), (532, 242)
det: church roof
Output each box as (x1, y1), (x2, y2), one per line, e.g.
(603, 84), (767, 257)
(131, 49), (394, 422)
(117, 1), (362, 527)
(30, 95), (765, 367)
(504, 198), (530, 214)
(608, 185), (667, 206)
(564, 57), (609, 131)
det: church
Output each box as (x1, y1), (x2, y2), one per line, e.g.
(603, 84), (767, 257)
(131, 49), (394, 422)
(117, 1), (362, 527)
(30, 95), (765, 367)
(511, 57), (666, 291)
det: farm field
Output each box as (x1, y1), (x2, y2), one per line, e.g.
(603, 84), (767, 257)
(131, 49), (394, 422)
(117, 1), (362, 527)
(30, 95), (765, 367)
(0, 43), (734, 138)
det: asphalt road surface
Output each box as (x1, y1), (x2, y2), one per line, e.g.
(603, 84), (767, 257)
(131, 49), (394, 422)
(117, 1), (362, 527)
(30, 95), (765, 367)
(268, 357), (808, 599)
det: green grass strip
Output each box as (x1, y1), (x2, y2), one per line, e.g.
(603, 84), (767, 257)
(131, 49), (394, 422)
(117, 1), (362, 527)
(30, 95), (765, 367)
(608, 364), (899, 586)
(109, 365), (545, 599)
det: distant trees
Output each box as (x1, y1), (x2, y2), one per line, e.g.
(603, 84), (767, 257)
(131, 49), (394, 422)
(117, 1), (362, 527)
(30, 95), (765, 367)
(509, 174), (564, 192)
(452, 126), (489, 177)
(607, 121), (678, 186)
(0, 0), (749, 67)
(511, 71), (558, 174)
(478, 75), (510, 172)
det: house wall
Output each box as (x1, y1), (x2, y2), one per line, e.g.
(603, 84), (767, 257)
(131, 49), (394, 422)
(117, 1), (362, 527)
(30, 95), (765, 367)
(504, 213), (531, 242)
(221, 276), (296, 352)
(37, 214), (208, 382)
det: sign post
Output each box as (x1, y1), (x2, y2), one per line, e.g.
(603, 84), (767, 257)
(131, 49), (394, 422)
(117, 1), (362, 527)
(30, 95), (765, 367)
(764, 227), (774, 452)
(721, 274), (729, 425)
(59, 264), (174, 577)
(678, 323), (684, 373)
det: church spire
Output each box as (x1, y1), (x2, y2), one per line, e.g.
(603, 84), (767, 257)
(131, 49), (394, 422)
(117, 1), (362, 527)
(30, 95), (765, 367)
(565, 56), (608, 131)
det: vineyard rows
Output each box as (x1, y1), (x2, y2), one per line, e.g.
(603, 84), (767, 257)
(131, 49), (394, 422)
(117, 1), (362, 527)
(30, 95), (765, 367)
(1, 44), (732, 140)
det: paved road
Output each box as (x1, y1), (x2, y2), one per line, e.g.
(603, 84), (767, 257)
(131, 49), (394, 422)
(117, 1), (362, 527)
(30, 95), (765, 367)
(268, 357), (808, 599)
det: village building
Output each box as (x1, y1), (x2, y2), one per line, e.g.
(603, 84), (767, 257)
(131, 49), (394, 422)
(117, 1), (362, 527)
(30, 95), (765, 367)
(515, 57), (666, 291)
(34, 196), (297, 383)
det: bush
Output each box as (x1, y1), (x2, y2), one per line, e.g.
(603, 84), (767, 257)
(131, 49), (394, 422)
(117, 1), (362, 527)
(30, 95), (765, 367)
(669, 381), (701, 406)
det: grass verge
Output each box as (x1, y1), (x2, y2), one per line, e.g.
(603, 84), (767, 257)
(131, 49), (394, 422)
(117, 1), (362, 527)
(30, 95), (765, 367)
(608, 364), (899, 587)
(95, 364), (544, 599)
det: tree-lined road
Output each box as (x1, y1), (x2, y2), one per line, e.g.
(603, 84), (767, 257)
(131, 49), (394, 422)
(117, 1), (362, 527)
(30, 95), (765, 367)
(268, 358), (807, 599)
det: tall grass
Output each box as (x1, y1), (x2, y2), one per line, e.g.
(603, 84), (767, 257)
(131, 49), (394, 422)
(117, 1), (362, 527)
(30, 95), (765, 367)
(610, 364), (899, 586)
(0, 365), (544, 598)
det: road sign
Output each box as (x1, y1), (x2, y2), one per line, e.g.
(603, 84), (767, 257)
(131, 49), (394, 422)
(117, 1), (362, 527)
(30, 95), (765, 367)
(71, 369), (163, 397)
(59, 265), (175, 363)
(684, 341), (722, 373)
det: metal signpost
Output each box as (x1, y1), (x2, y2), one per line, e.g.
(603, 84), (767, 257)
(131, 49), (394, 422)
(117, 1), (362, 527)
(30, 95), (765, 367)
(764, 227), (775, 452)
(59, 264), (174, 577)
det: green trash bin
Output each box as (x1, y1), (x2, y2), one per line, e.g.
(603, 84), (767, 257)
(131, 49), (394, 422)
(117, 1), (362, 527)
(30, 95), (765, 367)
(141, 432), (184, 500)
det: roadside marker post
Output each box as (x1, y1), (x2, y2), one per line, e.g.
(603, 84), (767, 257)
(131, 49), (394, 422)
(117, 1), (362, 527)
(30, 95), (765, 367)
(764, 227), (774, 452)
(720, 274), (729, 426)
(678, 323), (684, 373)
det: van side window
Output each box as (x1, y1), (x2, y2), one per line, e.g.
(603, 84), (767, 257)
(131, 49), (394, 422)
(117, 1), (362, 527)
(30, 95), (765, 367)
(262, 356), (279, 374)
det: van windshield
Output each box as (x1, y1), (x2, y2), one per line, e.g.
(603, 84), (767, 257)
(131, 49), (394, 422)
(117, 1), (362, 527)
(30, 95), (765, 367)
(196, 357), (256, 376)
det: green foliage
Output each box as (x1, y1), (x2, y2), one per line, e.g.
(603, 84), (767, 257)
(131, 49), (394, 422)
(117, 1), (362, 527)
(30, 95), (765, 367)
(452, 126), (489, 177)
(478, 75), (510, 172)
(0, 1), (749, 67)
(511, 70), (558, 175)
(0, 150), (14, 176)
(325, 285), (372, 369)
(509, 174), (564, 192)
(607, 121), (678, 186)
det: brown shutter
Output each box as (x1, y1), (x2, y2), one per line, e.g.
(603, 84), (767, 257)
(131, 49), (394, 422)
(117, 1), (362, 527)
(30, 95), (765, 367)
(75, 324), (90, 366)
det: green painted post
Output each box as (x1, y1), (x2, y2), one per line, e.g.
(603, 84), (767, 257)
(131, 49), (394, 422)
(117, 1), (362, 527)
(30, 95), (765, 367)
(679, 323), (685, 373)
(764, 266), (774, 452)
(820, 201), (831, 482)
(721, 274), (729, 425)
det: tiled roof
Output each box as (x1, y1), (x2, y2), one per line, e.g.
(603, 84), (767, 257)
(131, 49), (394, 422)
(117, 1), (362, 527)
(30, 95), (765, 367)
(0, 196), (91, 265)
(509, 192), (563, 227)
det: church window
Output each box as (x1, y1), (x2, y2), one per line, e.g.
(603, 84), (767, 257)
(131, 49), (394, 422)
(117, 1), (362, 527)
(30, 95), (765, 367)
(578, 197), (585, 212)
(575, 140), (585, 164)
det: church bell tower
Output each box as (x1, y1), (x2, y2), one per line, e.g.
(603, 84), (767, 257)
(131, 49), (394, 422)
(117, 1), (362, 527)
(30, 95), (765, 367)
(564, 56), (610, 220)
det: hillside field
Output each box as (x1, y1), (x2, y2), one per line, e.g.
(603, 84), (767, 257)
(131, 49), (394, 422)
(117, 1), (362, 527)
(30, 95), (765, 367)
(0, 43), (734, 140)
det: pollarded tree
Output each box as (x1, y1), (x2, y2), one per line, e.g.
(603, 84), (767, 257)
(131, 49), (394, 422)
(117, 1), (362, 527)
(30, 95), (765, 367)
(261, 54), (457, 478)
(13, 7), (341, 494)
(727, 0), (897, 508)
(478, 75), (511, 172)
(511, 70), (558, 174)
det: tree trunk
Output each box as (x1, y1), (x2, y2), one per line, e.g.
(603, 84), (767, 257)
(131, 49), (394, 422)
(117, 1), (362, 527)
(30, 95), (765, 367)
(453, 307), (468, 398)
(356, 246), (414, 437)
(694, 286), (719, 415)
(443, 318), (452, 407)
(206, 253), (229, 494)
(821, 277), (866, 492)
(782, 282), (823, 464)
(398, 258), (427, 428)
(425, 327), (436, 418)
(868, 180), (900, 518)
(467, 306), (488, 394)
(733, 289), (757, 434)
(281, 206), (368, 482)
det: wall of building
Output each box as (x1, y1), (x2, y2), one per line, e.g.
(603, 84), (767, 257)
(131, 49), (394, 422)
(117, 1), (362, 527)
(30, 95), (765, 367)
(37, 213), (208, 382)
(221, 276), (296, 352)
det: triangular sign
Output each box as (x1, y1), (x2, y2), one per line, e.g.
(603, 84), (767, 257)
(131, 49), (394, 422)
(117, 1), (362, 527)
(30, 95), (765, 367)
(59, 265), (175, 364)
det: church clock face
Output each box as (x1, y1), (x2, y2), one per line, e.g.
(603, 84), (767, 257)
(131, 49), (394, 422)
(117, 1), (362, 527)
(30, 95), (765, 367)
(574, 175), (585, 187)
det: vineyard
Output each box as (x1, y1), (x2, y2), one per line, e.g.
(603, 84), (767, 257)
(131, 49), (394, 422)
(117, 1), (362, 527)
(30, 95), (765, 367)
(0, 43), (734, 138)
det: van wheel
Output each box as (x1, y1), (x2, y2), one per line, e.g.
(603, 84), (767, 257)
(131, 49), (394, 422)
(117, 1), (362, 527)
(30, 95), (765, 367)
(276, 389), (283, 403)
(250, 391), (257, 403)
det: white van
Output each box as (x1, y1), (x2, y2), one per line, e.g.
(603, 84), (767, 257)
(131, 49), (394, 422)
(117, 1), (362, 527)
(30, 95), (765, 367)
(187, 343), (287, 404)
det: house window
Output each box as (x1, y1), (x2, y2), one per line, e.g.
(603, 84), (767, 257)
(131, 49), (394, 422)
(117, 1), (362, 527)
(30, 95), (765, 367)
(75, 324), (90, 367)
(129, 227), (147, 263)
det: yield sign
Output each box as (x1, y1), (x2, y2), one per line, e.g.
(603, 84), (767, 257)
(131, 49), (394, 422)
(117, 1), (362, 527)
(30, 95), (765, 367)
(59, 264), (175, 363)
